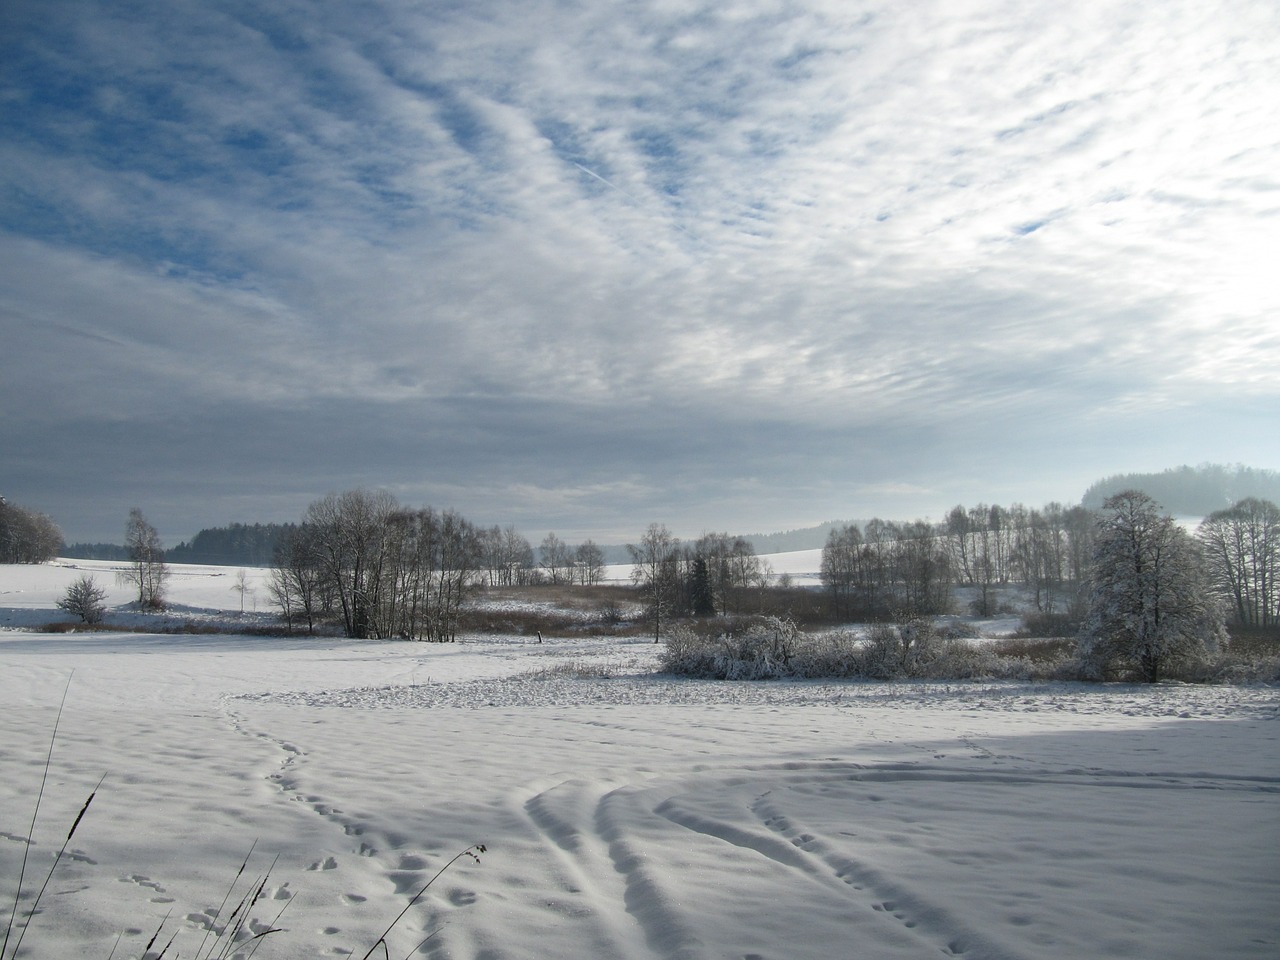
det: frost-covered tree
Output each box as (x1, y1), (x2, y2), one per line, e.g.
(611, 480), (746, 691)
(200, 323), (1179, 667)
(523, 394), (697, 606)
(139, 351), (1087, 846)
(1079, 491), (1225, 682)
(57, 574), (108, 624)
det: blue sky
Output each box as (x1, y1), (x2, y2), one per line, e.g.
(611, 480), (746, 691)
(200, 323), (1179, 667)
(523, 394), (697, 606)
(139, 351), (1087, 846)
(3, 0), (1277, 545)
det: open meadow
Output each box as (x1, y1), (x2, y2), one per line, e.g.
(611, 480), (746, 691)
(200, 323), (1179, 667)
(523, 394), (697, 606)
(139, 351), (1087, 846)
(1, 560), (1277, 960)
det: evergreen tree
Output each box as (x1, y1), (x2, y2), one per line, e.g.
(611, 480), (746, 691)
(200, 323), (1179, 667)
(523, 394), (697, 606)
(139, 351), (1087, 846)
(688, 556), (716, 617)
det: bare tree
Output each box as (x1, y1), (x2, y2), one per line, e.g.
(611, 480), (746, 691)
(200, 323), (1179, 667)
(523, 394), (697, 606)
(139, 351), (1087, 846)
(270, 524), (326, 634)
(479, 525), (535, 586)
(303, 490), (398, 638)
(894, 520), (952, 616)
(574, 540), (606, 585)
(119, 508), (169, 609)
(628, 523), (680, 642)
(232, 569), (255, 614)
(539, 532), (573, 585)
(1197, 498), (1279, 626)
(820, 524), (865, 618)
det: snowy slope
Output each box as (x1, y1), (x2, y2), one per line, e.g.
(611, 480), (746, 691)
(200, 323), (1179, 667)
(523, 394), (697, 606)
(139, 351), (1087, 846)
(1, 562), (1277, 960)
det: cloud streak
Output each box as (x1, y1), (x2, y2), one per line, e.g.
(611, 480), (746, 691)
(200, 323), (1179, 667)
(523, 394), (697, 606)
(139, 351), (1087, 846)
(2, 0), (1277, 542)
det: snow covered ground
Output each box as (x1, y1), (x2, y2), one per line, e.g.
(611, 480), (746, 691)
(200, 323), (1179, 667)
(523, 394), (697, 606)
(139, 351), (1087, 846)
(1, 562), (1277, 960)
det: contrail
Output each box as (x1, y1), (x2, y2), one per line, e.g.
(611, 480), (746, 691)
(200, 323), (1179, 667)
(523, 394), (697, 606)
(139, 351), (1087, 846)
(568, 159), (692, 240)
(571, 161), (644, 206)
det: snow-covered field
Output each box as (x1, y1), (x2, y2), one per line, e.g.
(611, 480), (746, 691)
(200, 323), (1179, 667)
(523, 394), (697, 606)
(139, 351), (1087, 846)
(1, 562), (1277, 960)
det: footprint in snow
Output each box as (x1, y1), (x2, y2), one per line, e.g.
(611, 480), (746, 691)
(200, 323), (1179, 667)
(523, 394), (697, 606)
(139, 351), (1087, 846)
(447, 888), (478, 907)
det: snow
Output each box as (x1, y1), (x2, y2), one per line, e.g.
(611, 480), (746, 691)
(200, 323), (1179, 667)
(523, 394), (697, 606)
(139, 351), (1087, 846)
(2, 562), (1277, 960)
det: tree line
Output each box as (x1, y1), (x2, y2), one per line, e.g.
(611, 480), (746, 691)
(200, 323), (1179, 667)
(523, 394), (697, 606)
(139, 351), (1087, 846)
(820, 502), (1094, 621)
(21, 477), (1280, 656)
(821, 496), (1279, 633)
(263, 492), (615, 640)
(265, 495), (776, 641)
(0, 496), (63, 564)
(269, 490), (481, 640)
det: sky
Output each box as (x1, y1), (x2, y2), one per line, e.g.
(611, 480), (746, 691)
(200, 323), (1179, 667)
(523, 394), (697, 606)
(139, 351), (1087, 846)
(2, 0), (1278, 546)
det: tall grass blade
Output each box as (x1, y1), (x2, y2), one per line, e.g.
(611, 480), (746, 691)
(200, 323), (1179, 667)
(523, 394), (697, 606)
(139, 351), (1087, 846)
(210, 861), (276, 960)
(358, 845), (485, 960)
(192, 841), (257, 960)
(153, 928), (179, 959)
(3, 674), (73, 960)
(8, 774), (106, 959)
(240, 894), (292, 960)
(400, 927), (442, 960)
(139, 909), (170, 958)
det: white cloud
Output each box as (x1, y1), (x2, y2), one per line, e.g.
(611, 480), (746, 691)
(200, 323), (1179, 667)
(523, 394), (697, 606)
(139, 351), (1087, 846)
(2, 0), (1277, 540)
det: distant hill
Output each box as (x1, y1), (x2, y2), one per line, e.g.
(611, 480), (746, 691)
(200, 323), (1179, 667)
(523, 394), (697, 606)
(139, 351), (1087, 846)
(743, 520), (860, 554)
(1081, 464), (1280, 516)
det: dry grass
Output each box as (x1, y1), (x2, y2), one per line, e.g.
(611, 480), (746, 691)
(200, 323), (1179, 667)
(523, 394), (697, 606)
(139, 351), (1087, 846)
(461, 584), (648, 638)
(1225, 623), (1280, 657)
(517, 659), (621, 680)
(987, 636), (1077, 663)
(35, 620), (299, 637)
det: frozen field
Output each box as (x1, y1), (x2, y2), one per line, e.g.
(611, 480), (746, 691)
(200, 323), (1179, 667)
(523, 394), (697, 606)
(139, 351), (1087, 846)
(1, 561), (1277, 960)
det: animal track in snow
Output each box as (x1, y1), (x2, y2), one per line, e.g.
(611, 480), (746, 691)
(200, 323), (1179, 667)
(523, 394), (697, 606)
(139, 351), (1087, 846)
(446, 887), (478, 906)
(119, 873), (164, 892)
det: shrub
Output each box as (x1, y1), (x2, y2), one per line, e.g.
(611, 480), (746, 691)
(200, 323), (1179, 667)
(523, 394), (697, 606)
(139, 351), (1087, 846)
(660, 617), (801, 679)
(662, 620), (1087, 682)
(858, 622), (904, 679)
(1017, 610), (1081, 638)
(55, 574), (108, 625)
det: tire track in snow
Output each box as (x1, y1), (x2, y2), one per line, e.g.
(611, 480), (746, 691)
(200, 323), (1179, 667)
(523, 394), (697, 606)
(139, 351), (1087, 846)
(748, 789), (1028, 960)
(594, 784), (709, 960)
(520, 778), (652, 960)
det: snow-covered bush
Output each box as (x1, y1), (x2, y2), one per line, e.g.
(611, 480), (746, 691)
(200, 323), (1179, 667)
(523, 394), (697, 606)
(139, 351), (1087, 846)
(858, 623), (904, 679)
(661, 618), (802, 680)
(788, 630), (865, 678)
(56, 574), (108, 624)
(661, 619), (1090, 682)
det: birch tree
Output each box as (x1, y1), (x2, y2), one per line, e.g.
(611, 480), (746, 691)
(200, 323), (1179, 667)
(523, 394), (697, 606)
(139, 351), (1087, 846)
(1197, 498), (1279, 626)
(120, 508), (169, 609)
(628, 523), (680, 642)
